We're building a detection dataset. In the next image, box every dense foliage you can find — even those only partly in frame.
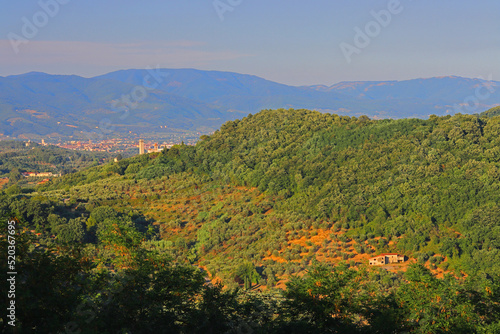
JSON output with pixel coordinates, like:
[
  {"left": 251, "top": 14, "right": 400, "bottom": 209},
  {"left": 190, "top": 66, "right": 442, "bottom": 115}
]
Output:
[
  {"left": 3, "top": 107, "right": 500, "bottom": 332},
  {"left": 114, "top": 108, "right": 500, "bottom": 277},
  {"left": 1, "top": 216, "right": 499, "bottom": 333}
]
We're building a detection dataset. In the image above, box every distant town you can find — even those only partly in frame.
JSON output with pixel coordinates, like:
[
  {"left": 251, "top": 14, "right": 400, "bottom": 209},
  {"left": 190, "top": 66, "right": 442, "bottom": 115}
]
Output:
[{"left": 33, "top": 137, "right": 198, "bottom": 156}]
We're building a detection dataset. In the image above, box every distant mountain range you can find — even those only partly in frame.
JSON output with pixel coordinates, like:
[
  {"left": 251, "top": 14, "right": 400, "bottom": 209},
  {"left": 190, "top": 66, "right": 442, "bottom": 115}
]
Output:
[{"left": 1, "top": 69, "right": 499, "bottom": 140}]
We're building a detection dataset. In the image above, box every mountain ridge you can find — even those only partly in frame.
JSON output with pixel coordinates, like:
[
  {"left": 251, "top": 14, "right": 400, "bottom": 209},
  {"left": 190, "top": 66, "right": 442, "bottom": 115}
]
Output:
[{"left": 1, "top": 69, "right": 499, "bottom": 140}]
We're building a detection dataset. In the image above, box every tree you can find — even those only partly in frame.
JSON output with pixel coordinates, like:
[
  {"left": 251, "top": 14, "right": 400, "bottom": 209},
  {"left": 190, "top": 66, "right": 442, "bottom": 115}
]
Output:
[
  {"left": 0, "top": 217, "right": 89, "bottom": 333},
  {"left": 396, "top": 264, "right": 480, "bottom": 334},
  {"left": 5, "top": 184, "right": 22, "bottom": 195},
  {"left": 87, "top": 206, "right": 119, "bottom": 228},
  {"left": 235, "top": 262, "right": 260, "bottom": 290},
  {"left": 54, "top": 217, "right": 86, "bottom": 244},
  {"left": 7, "top": 168, "right": 22, "bottom": 184}
]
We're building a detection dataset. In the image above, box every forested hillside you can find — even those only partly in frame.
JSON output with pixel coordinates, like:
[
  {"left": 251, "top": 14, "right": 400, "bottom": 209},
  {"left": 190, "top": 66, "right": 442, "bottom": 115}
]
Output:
[
  {"left": 186, "top": 108, "right": 500, "bottom": 276},
  {"left": 2, "top": 108, "right": 500, "bottom": 332}
]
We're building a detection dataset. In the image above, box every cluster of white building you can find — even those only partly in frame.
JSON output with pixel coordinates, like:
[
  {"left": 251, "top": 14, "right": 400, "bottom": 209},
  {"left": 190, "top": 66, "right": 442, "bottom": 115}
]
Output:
[{"left": 22, "top": 171, "right": 61, "bottom": 178}]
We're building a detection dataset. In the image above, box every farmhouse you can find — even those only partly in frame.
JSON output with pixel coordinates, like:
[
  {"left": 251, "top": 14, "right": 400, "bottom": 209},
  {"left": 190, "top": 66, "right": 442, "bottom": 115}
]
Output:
[{"left": 369, "top": 253, "right": 405, "bottom": 266}]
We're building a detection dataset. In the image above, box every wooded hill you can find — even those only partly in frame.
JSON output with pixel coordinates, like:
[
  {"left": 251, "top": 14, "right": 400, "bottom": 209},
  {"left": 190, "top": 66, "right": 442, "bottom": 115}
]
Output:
[
  {"left": 2, "top": 108, "right": 500, "bottom": 332},
  {"left": 29, "top": 107, "right": 500, "bottom": 278}
]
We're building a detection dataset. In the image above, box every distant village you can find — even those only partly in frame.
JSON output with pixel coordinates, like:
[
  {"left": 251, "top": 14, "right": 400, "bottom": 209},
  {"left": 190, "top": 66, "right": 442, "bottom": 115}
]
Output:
[
  {"left": 20, "top": 137, "right": 196, "bottom": 156},
  {"left": 53, "top": 138, "right": 179, "bottom": 154},
  {"left": 15, "top": 138, "right": 179, "bottom": 183}
]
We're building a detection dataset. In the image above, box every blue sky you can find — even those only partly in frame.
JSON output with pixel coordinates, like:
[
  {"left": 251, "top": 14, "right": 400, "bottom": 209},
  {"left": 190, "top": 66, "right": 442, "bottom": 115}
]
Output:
[{"left": 1, "top": 0, "right": 499, "bottom": 85}]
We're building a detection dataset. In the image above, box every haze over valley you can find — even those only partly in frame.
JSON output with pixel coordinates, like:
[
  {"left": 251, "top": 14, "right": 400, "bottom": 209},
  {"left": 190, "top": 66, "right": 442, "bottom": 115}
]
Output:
[{"left": 1, "top": 69, "right": 499, "bottom": 141}]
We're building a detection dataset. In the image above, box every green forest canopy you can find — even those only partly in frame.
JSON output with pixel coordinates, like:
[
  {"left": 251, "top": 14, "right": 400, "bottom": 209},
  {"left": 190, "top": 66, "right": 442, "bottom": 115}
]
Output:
[{"left": 3, "top": 107, "right": 500, "bottom": 332}]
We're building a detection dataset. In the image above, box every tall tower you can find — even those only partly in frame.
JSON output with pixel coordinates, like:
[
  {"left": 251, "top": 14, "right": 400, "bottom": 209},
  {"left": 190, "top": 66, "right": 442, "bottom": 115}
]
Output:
[
  {"left": 154, "top": 143, "right": 158, "bottom": 152},
  {"left": 139, "top": 139, "right": 145, "bottom": 155}
]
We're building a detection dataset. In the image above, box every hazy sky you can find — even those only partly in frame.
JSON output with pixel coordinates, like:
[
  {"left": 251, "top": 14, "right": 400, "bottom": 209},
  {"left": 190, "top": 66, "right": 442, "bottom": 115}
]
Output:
[{"left": 1, "top": 0, "right": 499, "bottom": 85}]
